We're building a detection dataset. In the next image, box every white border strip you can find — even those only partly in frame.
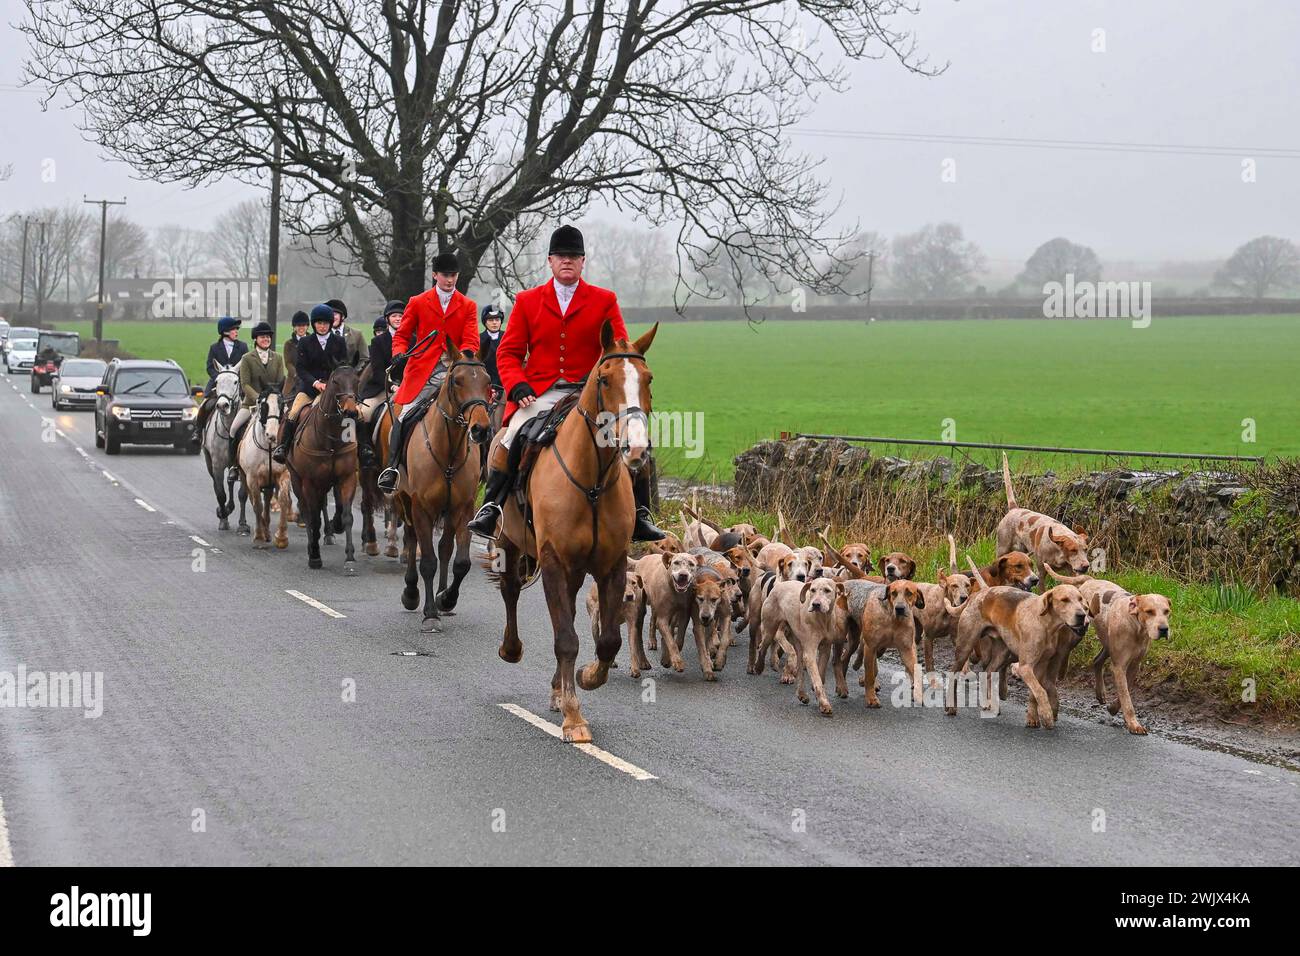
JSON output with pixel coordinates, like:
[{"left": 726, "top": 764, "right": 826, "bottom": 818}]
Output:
[
  {"left": 497, "top": 703, "right": 657, "bottom": 781},
  {"left": 285, "top": 590, "right": 346, "bottom": 619},
  {"left": 0, "top": 794, "right": 13, "bottom": 866},
  {"left": 134, "top": 498, "right": 156, "bottom": 513}
]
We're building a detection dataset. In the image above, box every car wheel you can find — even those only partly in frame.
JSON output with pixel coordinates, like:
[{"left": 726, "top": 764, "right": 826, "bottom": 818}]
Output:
[
  {"left": 31, "top": 378, "right": 39, "bottom": 394},
  {"left": 105, "top": 432, "right": 121, "bottom": 455},
  {"left": 51, "top": 393, "right": 60, "bottom": 410},
  {"left": 95, "top": 417, "right": 106, "bottom": 448}
]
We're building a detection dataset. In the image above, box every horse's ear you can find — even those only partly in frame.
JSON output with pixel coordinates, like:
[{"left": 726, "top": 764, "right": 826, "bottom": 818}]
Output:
[
  {"left": 632, "top": 322, "right": 659, "bottom": 356},
  {"left": 445, "top": 337, "right": 462, "bottom": 362},
  {"left": 600, "top": 318, "right": 615, "bottom": 353}
]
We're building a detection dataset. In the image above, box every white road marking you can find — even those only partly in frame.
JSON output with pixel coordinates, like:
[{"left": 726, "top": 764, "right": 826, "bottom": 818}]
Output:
[
  {"left": 101, "top": 470, "right": 117, "bottom": 482},
  {"left": 134, "top": 498, "right": 156, "bottom": 513},
  {"left": 285, "top": 590, "right": 346, "bottom": 619},
  {"left": 497, "top": 703, "right": 657, "bottom": 781},
  {"left": 189, "top": 535, "right": 211, "bottom": 547},
  {"left": 0, "top": 794, "right": 13, "bottom": 866}
]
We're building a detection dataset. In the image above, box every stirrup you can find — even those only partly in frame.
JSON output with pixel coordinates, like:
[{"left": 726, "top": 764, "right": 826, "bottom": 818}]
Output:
[
  {"left": 271, "top": 444, "right": 289, "bottom": 464},
  {"left": 377, "top": 466, "right": 400, "bottom": 494}
]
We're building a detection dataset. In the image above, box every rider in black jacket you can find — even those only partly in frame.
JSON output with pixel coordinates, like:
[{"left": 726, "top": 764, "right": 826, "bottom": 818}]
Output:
[
  {"left": 272, "top": 305, "right": 348, "bottom": 463},
  {"left": 194, "top": 316, "right": 248, "bottom": 445}
]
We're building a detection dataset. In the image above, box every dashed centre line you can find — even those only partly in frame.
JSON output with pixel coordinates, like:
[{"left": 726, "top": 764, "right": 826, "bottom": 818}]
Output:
[
  {"left": 497, "top": 703, "right": 658, "bottom": 781},
  {"left": 285, "top": 590, "right": 346, "bottom": 619}
]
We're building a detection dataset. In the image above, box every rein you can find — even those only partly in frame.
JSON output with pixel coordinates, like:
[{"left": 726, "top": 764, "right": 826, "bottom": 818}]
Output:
[{"left": 419, "top": 358, "right": 489, "bottom": 511}]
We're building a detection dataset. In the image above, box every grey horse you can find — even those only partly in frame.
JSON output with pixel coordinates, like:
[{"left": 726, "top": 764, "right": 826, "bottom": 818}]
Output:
[{"left": 202, "top": 367, "right": 248, "bottom": 532}]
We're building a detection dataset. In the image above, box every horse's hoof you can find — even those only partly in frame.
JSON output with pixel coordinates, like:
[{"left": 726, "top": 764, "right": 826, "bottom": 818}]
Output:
[
  {"left": 420, "top": 615, "right": 441, "bottom": 633},
  {"left": 384, "top": 546, "right": 399, "bottom": 559},
  {"left": 436, "top": 591, "right": 458, "bottom": 613},
  {"left": 344, "top": 562, "right": 357, "bottom": 576},
  {"left": 562, "top": 721, "right": 592, "bottom": 744},
  {"left": 400, "top": 587, "right": 420, "bottom": 611},
  {"left": 364, "top": 542, "right": 379, "bottom": 557},
  {"left": 308, "top": 557, "right": 323, "bottom": 570},
  {"left": 274, "top": 538, "right": 288, "bottom": 550},
  {"left": 238, "top": 526, "right": 250, "bottom": 536},
  {"left": 703, "top": 671, "right": 717, "bottom": 682},
  {"left": 498, "top": 642, "right": 523, "bottom": 664},
  {"left": 253, "top": 540, "right": 267, "bottom": 550},
  {"left": 218, "top": 521, "right": 229, "bottom": 531},
  {"left": 577, "top": 662, "right": 609, "bottom": 691},
  {"left": 324, "top": 536, "right": 335, "bottom": 546}
]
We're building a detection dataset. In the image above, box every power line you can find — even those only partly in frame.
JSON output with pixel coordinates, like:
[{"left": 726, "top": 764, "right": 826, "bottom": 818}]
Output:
[{"left": 793, "top": 127, "right": 1300, "bottom": 159}]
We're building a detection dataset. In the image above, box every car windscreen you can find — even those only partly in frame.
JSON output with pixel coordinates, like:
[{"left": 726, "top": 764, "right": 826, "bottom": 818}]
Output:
[
  {"left": 60, "top": 360, "right": 106, "bottom": 377},
  {"left": 38, "top": 333, "right": 81, "bottom": 356},
  {"left": 11, "top": 339, "right": 37, "bottom": 351},
  {"left": 115, "top": 370, "right": 190, "bottom": 397}
]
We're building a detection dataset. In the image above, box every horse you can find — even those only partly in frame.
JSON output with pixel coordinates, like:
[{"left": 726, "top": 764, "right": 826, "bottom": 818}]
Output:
[
  {"left": 237, "top": 389, "right": 292, "bottom": 550},
  {"left": 395, "top": 339, "right": 493, "bottom": 632},
  {"left": 286, "top": 364, "right": 362, "bottom": 572},
  {"left": 358, "top": 381, "right": 398, "bottom": 559},
  {"left": 201, "top": 367, "right": 246, "bottom": 532},
  {"left": 491, "top": 321, "right": 658, "bottom": 743}
]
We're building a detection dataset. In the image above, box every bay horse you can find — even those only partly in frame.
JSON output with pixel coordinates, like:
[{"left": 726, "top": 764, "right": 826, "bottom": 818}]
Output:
[
  {"left": 201, "top": 367, "right": 244, "bottom": 532},
  {"left": 492, "top": 321, "right": 658, "bottom": 743},
  {"left": 395, "top": 338, "right": 493, "bottom": 631},
  {"left": 287, "top": 364, "right": 362, "bottom": 572},
  {"left": 236, "top": 389, "right": 291, "bottom": 550}
]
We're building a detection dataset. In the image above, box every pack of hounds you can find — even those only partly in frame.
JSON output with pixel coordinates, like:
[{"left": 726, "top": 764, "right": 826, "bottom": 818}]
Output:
[{"left": 589, "top": 454, "right": 1172, "bottom": 735}]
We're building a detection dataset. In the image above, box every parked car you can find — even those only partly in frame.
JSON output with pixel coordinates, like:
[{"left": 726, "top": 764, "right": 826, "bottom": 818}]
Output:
[
  {"left": 5, "top": 337, "right": 38, "bottom": 374},
  {"left": 31, "top": 330, "right": 83, "bottom": 393},
  {"left": 0, "top": 319, "right": 10, "bottom": 349},
  {"left": 3, "top": 326, "right": 37, "bottom": 362},
  {"left": 51, "top": 358, "right": 108, "bottom": 411},
  {"left": 94, "top": 358, "right": 202, "bottom": 455}
]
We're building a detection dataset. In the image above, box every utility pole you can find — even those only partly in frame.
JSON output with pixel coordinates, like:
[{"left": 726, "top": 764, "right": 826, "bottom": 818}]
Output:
[
  {"left": 266, "top": 93, "right": 282, "bottom": 345},
  {"left": 18, "top": 216, "right": 31, "bottom": 317},
  {"left": 35, "top": 220, "right": 47, "bottom": 327},
  {"left": 84, "top": 196, "right": 127, "bottom": 343}
]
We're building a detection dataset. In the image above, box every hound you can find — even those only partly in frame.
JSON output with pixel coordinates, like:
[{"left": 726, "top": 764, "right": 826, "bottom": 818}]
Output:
[
  {"left": 754, "top": 578, "right": 848, "bottom": 714},
  {"left": 996, "top": 452, "right": 1091, "bottom": 585},
  {"left": 948, "top": 558, "right": 1090, "bottom": 728}
]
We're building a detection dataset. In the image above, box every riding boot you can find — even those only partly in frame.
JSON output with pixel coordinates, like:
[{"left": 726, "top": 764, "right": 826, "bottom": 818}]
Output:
[
  {"left": 631, "top": 467, "right": 668, "bottom": 542},
  {"left": 467, "top": 466, "right": 511, "bottom": 537},
  {"left": 376, "top": 416, "right": 404, "bottom": 494},
  {"left": 192, "top": 396, "right": 214, "bottom": 448},
  {"left": 272, "top": 416, "right": 296, "bottom": 464},
  {"left": 354, "top": 417, "right": 376, "bottom": 468},
  {"left": 226, "top": 431, "right": 241, "bottom": 482}
]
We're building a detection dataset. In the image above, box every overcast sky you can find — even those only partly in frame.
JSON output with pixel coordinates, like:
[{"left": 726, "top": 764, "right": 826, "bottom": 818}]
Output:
[{"left": 1, "top": 0, "right": 1295, "bottom": 267}]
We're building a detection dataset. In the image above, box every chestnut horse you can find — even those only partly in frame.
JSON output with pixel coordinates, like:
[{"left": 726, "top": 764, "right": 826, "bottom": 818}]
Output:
[
  {"left": 493, "top": 321, "right": 658, "bottom": 743},
  {"left": 395, "top": 339, "right": 493, "bottom": 631},
  {"left": 287, "top": 364, "right": 361, "bottom": 572}
]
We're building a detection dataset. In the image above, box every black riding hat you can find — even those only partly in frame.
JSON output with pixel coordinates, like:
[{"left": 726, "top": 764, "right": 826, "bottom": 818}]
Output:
[
  {"left": 383, "top": 299, "right": 406, "bottom": 318},
  {"left": 291, "top": 310, "right": 309, "bottom": 328},
  {"left": 372, "top": 316, "right": 388, "bottom": 332},
  {"left": 325, "top": 298, "right": 347, "bottom": 318},
  {"left": 481, "top": 304, "right": 504, "bottom": 326},
  {"left": 251, "top": 321, "right": 274, "bottom": 338},
  {"left": 432, "top": 251, "right": 460, "bottom": 274},
  {"left": 548, "top": 224, "right": 584, "bottom": 256}
]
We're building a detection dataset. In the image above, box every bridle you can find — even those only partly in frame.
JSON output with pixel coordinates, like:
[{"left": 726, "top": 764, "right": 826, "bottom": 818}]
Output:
[
  {"left": 548, "top": 351, "right": 651, "bottom": 567},
  {"left": 211, "top": 369, "right": 241, "bottom": 441},
  {"left": 420, "top": 357, "right": 490, "bottom": 507}
]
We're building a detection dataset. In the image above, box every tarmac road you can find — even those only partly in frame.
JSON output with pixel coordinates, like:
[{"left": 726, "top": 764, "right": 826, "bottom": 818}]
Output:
[{"left": 1, "top": 371, "right": 1297, "bottom": 865}]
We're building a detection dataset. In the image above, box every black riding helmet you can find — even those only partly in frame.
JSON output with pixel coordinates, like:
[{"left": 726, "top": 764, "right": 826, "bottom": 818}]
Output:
[{"left": 481, "top": 304, "right": 504, "bottom": 327}]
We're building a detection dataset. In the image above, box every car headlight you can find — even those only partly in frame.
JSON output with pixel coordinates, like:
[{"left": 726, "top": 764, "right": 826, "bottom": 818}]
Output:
[
  {"left": 182, "top": 406, "right": 199, "bottom": 421},
  {"left": 60, "top": 384, "right": 72, "bottom": 393},
  {"left": 110, "top": 406, "right": 131, "bottom": 420}
]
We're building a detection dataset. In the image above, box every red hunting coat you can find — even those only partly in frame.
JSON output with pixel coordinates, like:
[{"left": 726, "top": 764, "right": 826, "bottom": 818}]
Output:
[
  {"left": 496, "top": 279, "right": 627, "bottom": 425},
  {"left": 392, "top": 287, "right": 480, "bottom": 405}
]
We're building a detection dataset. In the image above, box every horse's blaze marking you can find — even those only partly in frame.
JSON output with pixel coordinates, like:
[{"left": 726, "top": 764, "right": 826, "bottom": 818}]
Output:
[
  {"left": 621, "top": 360, "right": 648, "bottom": 451},
  {"left": 497, "top": 703, "right": 658, "bottom": 781},
  {"left": 285, "top": 589, "right": 346, "bottom": 619}
]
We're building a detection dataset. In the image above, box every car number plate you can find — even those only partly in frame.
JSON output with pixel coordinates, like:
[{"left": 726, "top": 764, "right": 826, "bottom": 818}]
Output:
[{"left": 141, "top": 420, "right": 170, "bottom": 429}]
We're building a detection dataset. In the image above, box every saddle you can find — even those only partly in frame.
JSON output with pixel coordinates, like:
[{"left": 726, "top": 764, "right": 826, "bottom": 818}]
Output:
[{"left": 512, "top": 390, "right": 583, "bottom": 503}]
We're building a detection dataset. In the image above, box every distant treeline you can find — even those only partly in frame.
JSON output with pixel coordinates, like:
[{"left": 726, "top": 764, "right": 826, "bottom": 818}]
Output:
[{"left": 623, "top": 297, "right": 1300, "bottom": 323}]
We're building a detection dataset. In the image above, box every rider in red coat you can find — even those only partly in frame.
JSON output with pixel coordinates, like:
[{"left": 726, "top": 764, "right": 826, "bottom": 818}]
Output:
[
  {"left": 376, "top": 251, "right": 480, "bottom": 494},
  {"left": 467, "top": 225, "right": 666, "bottom": 541}
]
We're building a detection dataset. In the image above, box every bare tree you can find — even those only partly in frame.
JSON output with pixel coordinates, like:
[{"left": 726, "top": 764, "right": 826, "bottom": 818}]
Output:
[
  {"left": 890, "top": 222, "right": 985, "bottom": 299},
  {"left": 0, "top": 205, "right": 95, "bottom": 306},
  {"left": 1214, "top": 236, "right": 1300, "bottom": 299},
  {"left": 1018, "top": 237, "right": 1102, "bottom": 289},
  {"left": 628, "top": 227, "right": 672, "bottom": 306},
  {"left": 94, "top": 213, "right": 152, "bottom": 280},
  {"left": 209, "top": 199, "right": 269, "bottom": 279},
  {"left": 23, "top": 0, "right": 936, "bottom": 304},
  {"left": 154, "top": 224, "right": 211, "bottom": 275}
]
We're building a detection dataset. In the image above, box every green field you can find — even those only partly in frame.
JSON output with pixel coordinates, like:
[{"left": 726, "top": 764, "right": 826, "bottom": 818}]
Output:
[{"left": 67, "top": 315, "right": 1300, "bottom": 477}]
